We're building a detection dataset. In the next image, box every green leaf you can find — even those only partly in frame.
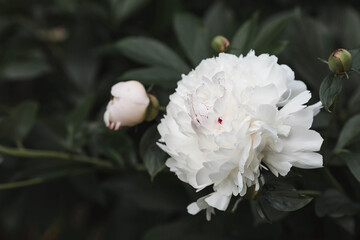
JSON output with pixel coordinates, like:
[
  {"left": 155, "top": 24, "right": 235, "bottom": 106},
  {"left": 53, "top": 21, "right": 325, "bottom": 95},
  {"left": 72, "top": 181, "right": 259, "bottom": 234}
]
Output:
[
  {"left": 109, "top": 0, "right": 150, "bottom": 23},
  {"left": 139, "top": 126, "right": 167, "bottom": 179},
  {"left": 253, "top": 13, "right": 292, "bottom": 54},
  {"left": 253, "top": 198, "right": 288, "bottom": 224},
  {"left": 319, "top": 74, "right": 343, "bottom": 112},
  {"left": 342, "top": 9, "right": 360, "bottom": 49},
  {"left": 120, "top": 66, "right": 181, "bottom": 89},
  {"left": 230, "top": 12, "right": 259, "bottom": 56},
  {"left": 265, "top": 40, "right": 289, "bottom": 55},
  {"left": 0, "top": 101, "right": 39, "bottom": 143},
  {"left": 334, "top": 217, "right": 356, "bottom": 235},
  {"left": 204, "top": 1, "right": 234, "bottom": 38},
  {"left": 315, "top": 189, "right": 360, "bottom": 218},
  {"left": 65, "top": 54, "right": 99, "bottom": 92},
  {"left": 338, "top": 152, "right": 360, "bottom": 182},
  {"left": 259, "top": 181, "right": 313, "bottom": 212},
  {"left": 1, "top": 60, "right": 51, "bottom": 81},
  {"left": 101, "top": 37, "right": 189, "bottom": 73},
  {"left": 66, "top": 94, "right": 96, "bottom": 137},
  {"left": 281, "top": 16, "right": 332, "bottom": 90},
  {"left": 173, "top": 13, "right": 211, "bottom": 66},
  {"left": 335, "top": 114, "right": 360, "bottom": 150},
  {"left": 99, "top": 146, "right": 125, "bottom": 168},
  {"left": 349, "top": 48, "right": 360, "bottom": 72}
]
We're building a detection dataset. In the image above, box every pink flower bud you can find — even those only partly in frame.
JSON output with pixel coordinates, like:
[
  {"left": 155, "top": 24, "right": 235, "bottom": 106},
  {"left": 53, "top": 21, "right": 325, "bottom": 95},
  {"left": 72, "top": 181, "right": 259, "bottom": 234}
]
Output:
[{"left": 104, "top": 81, "right": 150, "bottom": 130}]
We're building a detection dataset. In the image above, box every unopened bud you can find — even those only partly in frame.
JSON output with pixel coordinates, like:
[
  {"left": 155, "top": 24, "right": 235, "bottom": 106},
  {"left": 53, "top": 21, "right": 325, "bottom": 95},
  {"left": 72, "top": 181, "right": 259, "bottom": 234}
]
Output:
[
  {"left": 104, "top": 80, "right": 150, "bottom": 130},
  {"left": 211, "top": 35, "right": 230, "bottom": 53},
  {"left": 145, "top": 94, "right": 159, "bottom": 121},
  {"left": 328, "top": 49, "right": 352, "bottom": 74}
]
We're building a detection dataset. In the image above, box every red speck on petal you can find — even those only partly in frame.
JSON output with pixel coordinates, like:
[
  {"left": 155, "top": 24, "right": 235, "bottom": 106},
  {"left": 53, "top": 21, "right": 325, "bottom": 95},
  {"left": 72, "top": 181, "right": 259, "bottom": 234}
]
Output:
[{"left": 218, "top": 117, "right": 223, "bottom": 124}]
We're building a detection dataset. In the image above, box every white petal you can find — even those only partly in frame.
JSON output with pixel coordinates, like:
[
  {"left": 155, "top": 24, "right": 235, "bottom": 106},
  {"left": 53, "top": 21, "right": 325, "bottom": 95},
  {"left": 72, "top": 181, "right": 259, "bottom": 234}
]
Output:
[
  {"left": 187, "top": 202, "right": 201, "bottom": 215},
  {"left": 282, "top": 127, "right": 323, "bottom": 152},
  {"left": 204, "top": 192, "right": 231, "bottom": 211},
  {"left": 308, "top": 101, "right": 322, "bottom": 116},
  {"left": 280, "top": 91, "right": 311, "bottom": 116},
  {"left": 263, "top": 152, "right": 293, "bottom": 177},
  {"left": 292, "top": 152, "right": 323, "bottom": 169}
]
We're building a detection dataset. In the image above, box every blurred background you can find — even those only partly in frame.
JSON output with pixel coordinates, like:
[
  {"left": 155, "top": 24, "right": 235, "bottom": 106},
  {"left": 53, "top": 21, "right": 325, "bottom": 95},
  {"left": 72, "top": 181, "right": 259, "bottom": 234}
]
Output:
[{"left": 0, "top": 0, "right": 360, "bottom": 239}]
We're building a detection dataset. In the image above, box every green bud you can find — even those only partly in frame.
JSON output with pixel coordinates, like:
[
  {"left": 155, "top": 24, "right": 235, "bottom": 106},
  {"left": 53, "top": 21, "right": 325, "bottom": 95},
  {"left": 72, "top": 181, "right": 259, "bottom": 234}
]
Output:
[
  {"left": 211, "top": 35, "right": 230, "bottom": 53},
  {"left": 328, "top": 48, "right": 352, "bottom": 73},
  {"left": 145, "top": 94, "right": 159, "bottom": 121}
]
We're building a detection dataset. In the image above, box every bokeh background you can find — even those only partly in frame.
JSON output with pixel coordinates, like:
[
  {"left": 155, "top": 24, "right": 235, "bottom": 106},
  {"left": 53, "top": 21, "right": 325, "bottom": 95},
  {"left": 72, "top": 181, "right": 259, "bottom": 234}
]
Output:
[{"left": 0, "top": 0, "right": 360, "bottom": 239}]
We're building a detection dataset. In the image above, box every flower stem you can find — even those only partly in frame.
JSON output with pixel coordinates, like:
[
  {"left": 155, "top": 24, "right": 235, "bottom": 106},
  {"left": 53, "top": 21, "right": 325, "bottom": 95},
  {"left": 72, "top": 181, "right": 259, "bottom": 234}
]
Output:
[
  {"left": 0, "top": 168, "right": 94, "bottom": 190},
  {"left": 321, "top": 95, "right": 339, "bottom": 166},
  {"left": 298, "top": 190, "right": 322, "bottom": 197},
  {"left": 0, "top": 145, "right": 114, "bottom": 169},
  {"left": 322, "top": 167, "right": 345, "bottom": 193},
  {"left": 317, "top": 57, "right": 328, "bottom": 65}
]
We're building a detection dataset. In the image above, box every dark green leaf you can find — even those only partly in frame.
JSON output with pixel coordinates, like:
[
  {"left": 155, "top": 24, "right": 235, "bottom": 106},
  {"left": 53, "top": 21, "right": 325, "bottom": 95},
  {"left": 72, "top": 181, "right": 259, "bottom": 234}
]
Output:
[
  {"left": 66, "top": 94, "right": 96, "bottom": 136},
  {"left": 101, "top": 37, "right": 189, "bottom": 73},
  {"left": 139, "top": 126, "right": 167, "bottom": 179},
  {"left": 259, "top": 181, "right": 313, "bottom": 212},
  {"left": 204, "top": 2, "right": 234, "bottom": 38},
  {"left": 342, "top": 9, "right": 360, "bottom": 49},
  {"left": 264, "top": 40, "right": 289, "bottom": 55},
  {"left": 65, "top": 54, "right": 99, "bottom": 92},
  {"left": 348, "top": 85, "right": 360, "bottom": 114},
  {"left": 253, "top": 13, "right": 292, "bottom": 54},
  {"left": 253, "top": 198, "right": 288, "bottom": 224},
  {"left": 109, "top": 0, "right": 150, "bottom": 23},
  {"left": 319, "top": 74, "right": 343, "bottom": 112},
  {"left": 281, "top": 16, "right": 332, "bottom": 90},
  {"left": 230, "top": 12, "right": 259, "bottom": 56},
  {"left": 349, "top": 48, "right": 360, "bottom": 72},
  {"left": 120, "top": 66, "right": 181, "bottom": 89},
  {"left": 174, "top": 13, "right": 211, "bottom": 66},
  {"left": 338, "top": 152, "right": 360, "bottom": 182},
  {"left": 0, "top": 101, "right": 38, "bottom": 143},
  {"left": 1, "top": 60, "right": 51, "bottom": 81},
  {"left": 99, "top": 146, "right": 125, "bottom": 167},
  {"left": 333, "top": 217, "right": 356, "bottom": 235},
  {"left": 335, "top": 114, "right": 360, "bottom": 150},
  {"left": 315, "top": 189, "right": 360, "bottom": 218}
]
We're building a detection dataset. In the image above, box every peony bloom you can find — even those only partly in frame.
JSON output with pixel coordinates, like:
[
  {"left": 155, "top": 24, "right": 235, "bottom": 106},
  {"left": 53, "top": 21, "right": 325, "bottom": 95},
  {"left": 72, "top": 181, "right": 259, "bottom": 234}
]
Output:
[
  {"left": 157, "top": 51, "right": 323, "bottom": 220},
  {"left": 104, "top": 80, "right": 150, "bottom": 129}
]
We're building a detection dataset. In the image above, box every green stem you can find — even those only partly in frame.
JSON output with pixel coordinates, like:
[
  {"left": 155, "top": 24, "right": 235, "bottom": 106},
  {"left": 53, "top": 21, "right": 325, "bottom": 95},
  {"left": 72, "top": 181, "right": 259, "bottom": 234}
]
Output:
[
  {"left": 322, "top": 167, "right": 345, "bottom": 193},
  {"left": 317, "top": 57, "right": 328, "bottom": 65},
  {"left": 298, "top": 190, "right": 322, "bottom": 197},
  {"left": 0, "top": 168, "right": 93, "bottom": 190},
  {"left": 321, "top": 95, "right": 339, "bottom": 166},
  {"left": 0, "top": 145, "right": 114, "bottom": 169}
]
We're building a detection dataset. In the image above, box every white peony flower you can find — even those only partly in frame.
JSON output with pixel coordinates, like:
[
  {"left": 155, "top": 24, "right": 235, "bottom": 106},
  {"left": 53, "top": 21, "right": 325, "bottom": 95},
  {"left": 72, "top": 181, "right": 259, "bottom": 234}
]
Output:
[
  {"left": 104, "top": 80, "right": 150, "bottom": 129},
  {"left": 157, "top": 51, "right": 323, "bottom": 220}
]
